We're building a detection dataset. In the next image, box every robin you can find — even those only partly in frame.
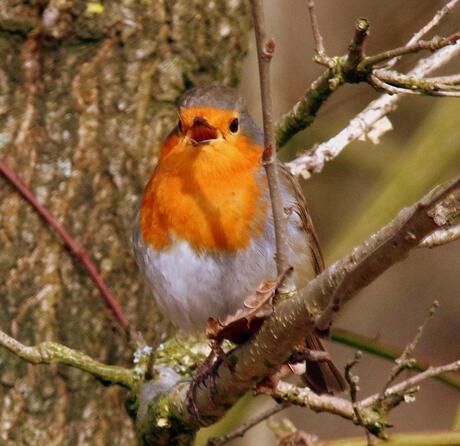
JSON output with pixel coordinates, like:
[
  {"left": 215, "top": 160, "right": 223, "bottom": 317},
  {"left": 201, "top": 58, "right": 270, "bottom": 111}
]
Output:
[{"left": 133, "top": 85, "right": 345, "bottom": 394}]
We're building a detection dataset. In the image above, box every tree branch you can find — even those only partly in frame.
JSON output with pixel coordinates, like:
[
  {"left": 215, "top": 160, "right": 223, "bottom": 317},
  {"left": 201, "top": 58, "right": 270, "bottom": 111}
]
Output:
[
  {"left": 307, "top": 0, "right": 326, "bottom": 57},
  {"left": 276, "top": 1, "right": 460, "bottom": 150},
  {"left": 274, "top": 359, "right": 460, "bottom": 437},
  {"left": 0, "top": 328, "right": 136, "bottom": 389},
  {"left": 370, "top": 70, "right": 460, "bottom": 97},
  {"left": 361, "top": 31, "right": 460, "bottom": 69},
  {"left": 287, "top": 41, "right": 460, "bottom": 178},
  {"left": 250, "top": 0, "right": 290, "bottom": 276}
]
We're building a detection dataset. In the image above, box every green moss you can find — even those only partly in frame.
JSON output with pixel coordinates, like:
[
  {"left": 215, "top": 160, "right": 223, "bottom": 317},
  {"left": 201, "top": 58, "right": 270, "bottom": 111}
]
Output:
[{"left": 137, "top": 394, "right": 196, "bottom": 446}]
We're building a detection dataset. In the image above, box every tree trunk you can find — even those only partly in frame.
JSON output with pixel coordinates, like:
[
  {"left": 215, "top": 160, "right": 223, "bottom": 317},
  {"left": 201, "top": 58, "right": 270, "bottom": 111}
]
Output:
[{"left": 0, "top": 1, "right": 251, "bottom": 444}]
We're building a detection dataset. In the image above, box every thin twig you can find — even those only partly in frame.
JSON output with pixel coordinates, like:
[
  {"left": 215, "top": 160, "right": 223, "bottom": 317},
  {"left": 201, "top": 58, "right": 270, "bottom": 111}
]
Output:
[
  {"left": 345, "top": 18, "right": 370, "bottom": 72},
  {"left": 307, "top": 0, "right": 326, "bottom": 56},
  {"left": 371, "top": 71, "right": 460, "bottom": 97},
  {"left": 386, "top": 0, "right": 460, "bottom": 70},
  {"left": 250, "top": 0, "right": 290, "bottom": 278},
  {"left": 344, "top": 352, "right": 375, "bottom": 445},
  {"left": 361, "top": 359, "right": 460, "bottom": 408},
  {"left": 376, "top": 301, "right": 439, "bottom": 406},
  {"left": 207, "top": 403, "right": 288, "bottom": 446},
  {"left": 287, "top": 42, "right": 460, "bottom": 178},
  {"left": 277, "top": 1, "right": 460, "bottom": 149},
  {"left": 0, "top": 161, "right": 129, "bottom": 329},
  {"left": 331, "top": 327, "right": 460, "bottom": 390},
  {"left": 425, "top": 73, "right": 460, "bottom": 84},
  {"left": 361, "top": 31, "right": 460, "bottom": 69}
]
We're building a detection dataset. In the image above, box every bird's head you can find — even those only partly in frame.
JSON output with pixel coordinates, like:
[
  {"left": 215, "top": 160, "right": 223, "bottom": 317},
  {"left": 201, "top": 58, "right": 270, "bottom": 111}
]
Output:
[{"left": 160, "top": 86, "right": 263, "bottom": 160}]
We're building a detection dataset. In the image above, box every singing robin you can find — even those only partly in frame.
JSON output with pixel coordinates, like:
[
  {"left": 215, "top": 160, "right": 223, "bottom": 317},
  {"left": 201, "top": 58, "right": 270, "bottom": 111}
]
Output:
[{"left": 133, "top": 85, "right": 345, "bottom": 394}]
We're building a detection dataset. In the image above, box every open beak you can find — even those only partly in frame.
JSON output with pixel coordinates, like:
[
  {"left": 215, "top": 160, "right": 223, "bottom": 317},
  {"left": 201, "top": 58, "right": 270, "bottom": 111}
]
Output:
[{"left": 189, "top": 117, "right": 219, "bottom": 146}]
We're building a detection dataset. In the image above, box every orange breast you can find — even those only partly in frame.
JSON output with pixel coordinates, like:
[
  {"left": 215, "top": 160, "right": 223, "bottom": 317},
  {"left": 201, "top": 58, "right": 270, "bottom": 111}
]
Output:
[{"left": 140, "top": 133, "right": 267, "bottom": 251}]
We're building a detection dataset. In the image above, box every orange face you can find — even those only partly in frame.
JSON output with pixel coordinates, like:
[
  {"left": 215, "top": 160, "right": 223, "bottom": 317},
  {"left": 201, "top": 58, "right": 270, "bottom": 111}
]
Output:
[{"left": 140, "top": 107, "right": 266, "bottom": 252}]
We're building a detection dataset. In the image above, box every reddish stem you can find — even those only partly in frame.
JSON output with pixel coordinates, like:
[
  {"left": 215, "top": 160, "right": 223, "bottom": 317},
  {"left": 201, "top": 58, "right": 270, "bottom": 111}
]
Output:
[{"left": 0, "top": 161, "right": 129, "bottom": 329}]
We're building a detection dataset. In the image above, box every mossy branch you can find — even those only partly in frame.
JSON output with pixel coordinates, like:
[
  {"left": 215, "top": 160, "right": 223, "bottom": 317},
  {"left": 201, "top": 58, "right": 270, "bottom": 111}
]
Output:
[{"left": 0, "top": 328, "right": 148, "bottom": 390}]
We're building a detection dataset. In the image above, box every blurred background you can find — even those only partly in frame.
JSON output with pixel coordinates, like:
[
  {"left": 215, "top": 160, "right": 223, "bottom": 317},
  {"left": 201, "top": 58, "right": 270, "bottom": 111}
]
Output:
[{"left": 199, "top": 0, "right": 460, "bottom": 444}]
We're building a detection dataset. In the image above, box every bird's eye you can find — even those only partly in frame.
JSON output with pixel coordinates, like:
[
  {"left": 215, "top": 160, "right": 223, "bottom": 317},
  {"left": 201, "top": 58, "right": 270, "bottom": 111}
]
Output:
[
  {"left": 177, "top": 120, "right": 183, "bottom": 132},
  {"left": 229, "top": 118, "right": 239, "bottom": 133}
]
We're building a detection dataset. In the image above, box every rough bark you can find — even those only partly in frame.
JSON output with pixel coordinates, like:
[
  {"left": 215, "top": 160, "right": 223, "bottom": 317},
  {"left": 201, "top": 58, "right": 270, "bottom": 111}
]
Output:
[{"left": 0, "top": 1, "right": 251, "bottom": 444}]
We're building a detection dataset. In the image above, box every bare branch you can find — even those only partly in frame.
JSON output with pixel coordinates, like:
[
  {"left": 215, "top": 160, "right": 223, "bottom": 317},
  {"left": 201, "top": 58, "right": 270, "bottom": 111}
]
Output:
[
  {"left": 371, "top": 70, "right": 460, "bottom": 97},
  {"left": 287, "top": 42, "right": 460, "bottom": 178},
  {"left": 386, "top": 0, "right": 460, "bottom": 70},
  {"left": 345, "top": 18, "right": 370, "bottom": 72},
  {"left": 377, "top": 301, "right": 439, "bottom": 405},
  {"left": 250, "top": 0, "right": 290, "bottom": 277},
  {"left": 314, "top": 177, "right": 459, "bottom": 331},
  {"left": 362, "top": 31, "right": 460, "bottom": 69},
  {"left": 277, "top": 1, "right": 460, "bottom": 150},
  {"left": 274, "top": 359, "right": 460, "bottom": 437}
]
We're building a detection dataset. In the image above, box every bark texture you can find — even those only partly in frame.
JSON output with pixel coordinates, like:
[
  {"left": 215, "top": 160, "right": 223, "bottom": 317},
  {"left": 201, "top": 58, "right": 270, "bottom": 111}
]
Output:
[{"left": 0, "top": 1, "right": 251, "bottom": 444}]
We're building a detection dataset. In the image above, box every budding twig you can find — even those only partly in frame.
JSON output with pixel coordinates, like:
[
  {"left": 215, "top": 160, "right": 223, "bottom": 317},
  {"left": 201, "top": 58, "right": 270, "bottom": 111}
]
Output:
[
  {"left": 307, "top": 0, "right": 326, "bottom": 58},
  {"left": 377, "top": 301, "right": 439, "bottom": 405},
  {"left": 250, "top": 0, "right": 290, "bottom": 277}
]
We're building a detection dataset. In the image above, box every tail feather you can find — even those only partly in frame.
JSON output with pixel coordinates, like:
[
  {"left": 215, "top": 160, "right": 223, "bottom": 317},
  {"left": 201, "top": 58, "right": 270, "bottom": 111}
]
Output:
[{"left": 301, "top": 335, "right": 347, "bottom": 394}]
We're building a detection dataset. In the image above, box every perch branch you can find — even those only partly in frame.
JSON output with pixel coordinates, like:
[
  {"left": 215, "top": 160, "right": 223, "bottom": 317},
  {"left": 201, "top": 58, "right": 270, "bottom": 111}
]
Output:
[
  {"left": 314, "top": 177, "right": 459, "bottom": 332},
  {"left": 250, "top": 0, "right": 290, "bottom": 275},
  {"left": 0, "top": 161, "right": 129, "bottom": 329}
]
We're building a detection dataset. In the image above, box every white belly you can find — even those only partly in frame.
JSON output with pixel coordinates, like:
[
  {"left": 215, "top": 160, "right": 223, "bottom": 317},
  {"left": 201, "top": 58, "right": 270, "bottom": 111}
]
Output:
[
  {"left": 133, "top": 209, "right": 312, "bottom": 332},
  {"left": 134, "top": 234, "right": 276, "bottom": 331}
]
